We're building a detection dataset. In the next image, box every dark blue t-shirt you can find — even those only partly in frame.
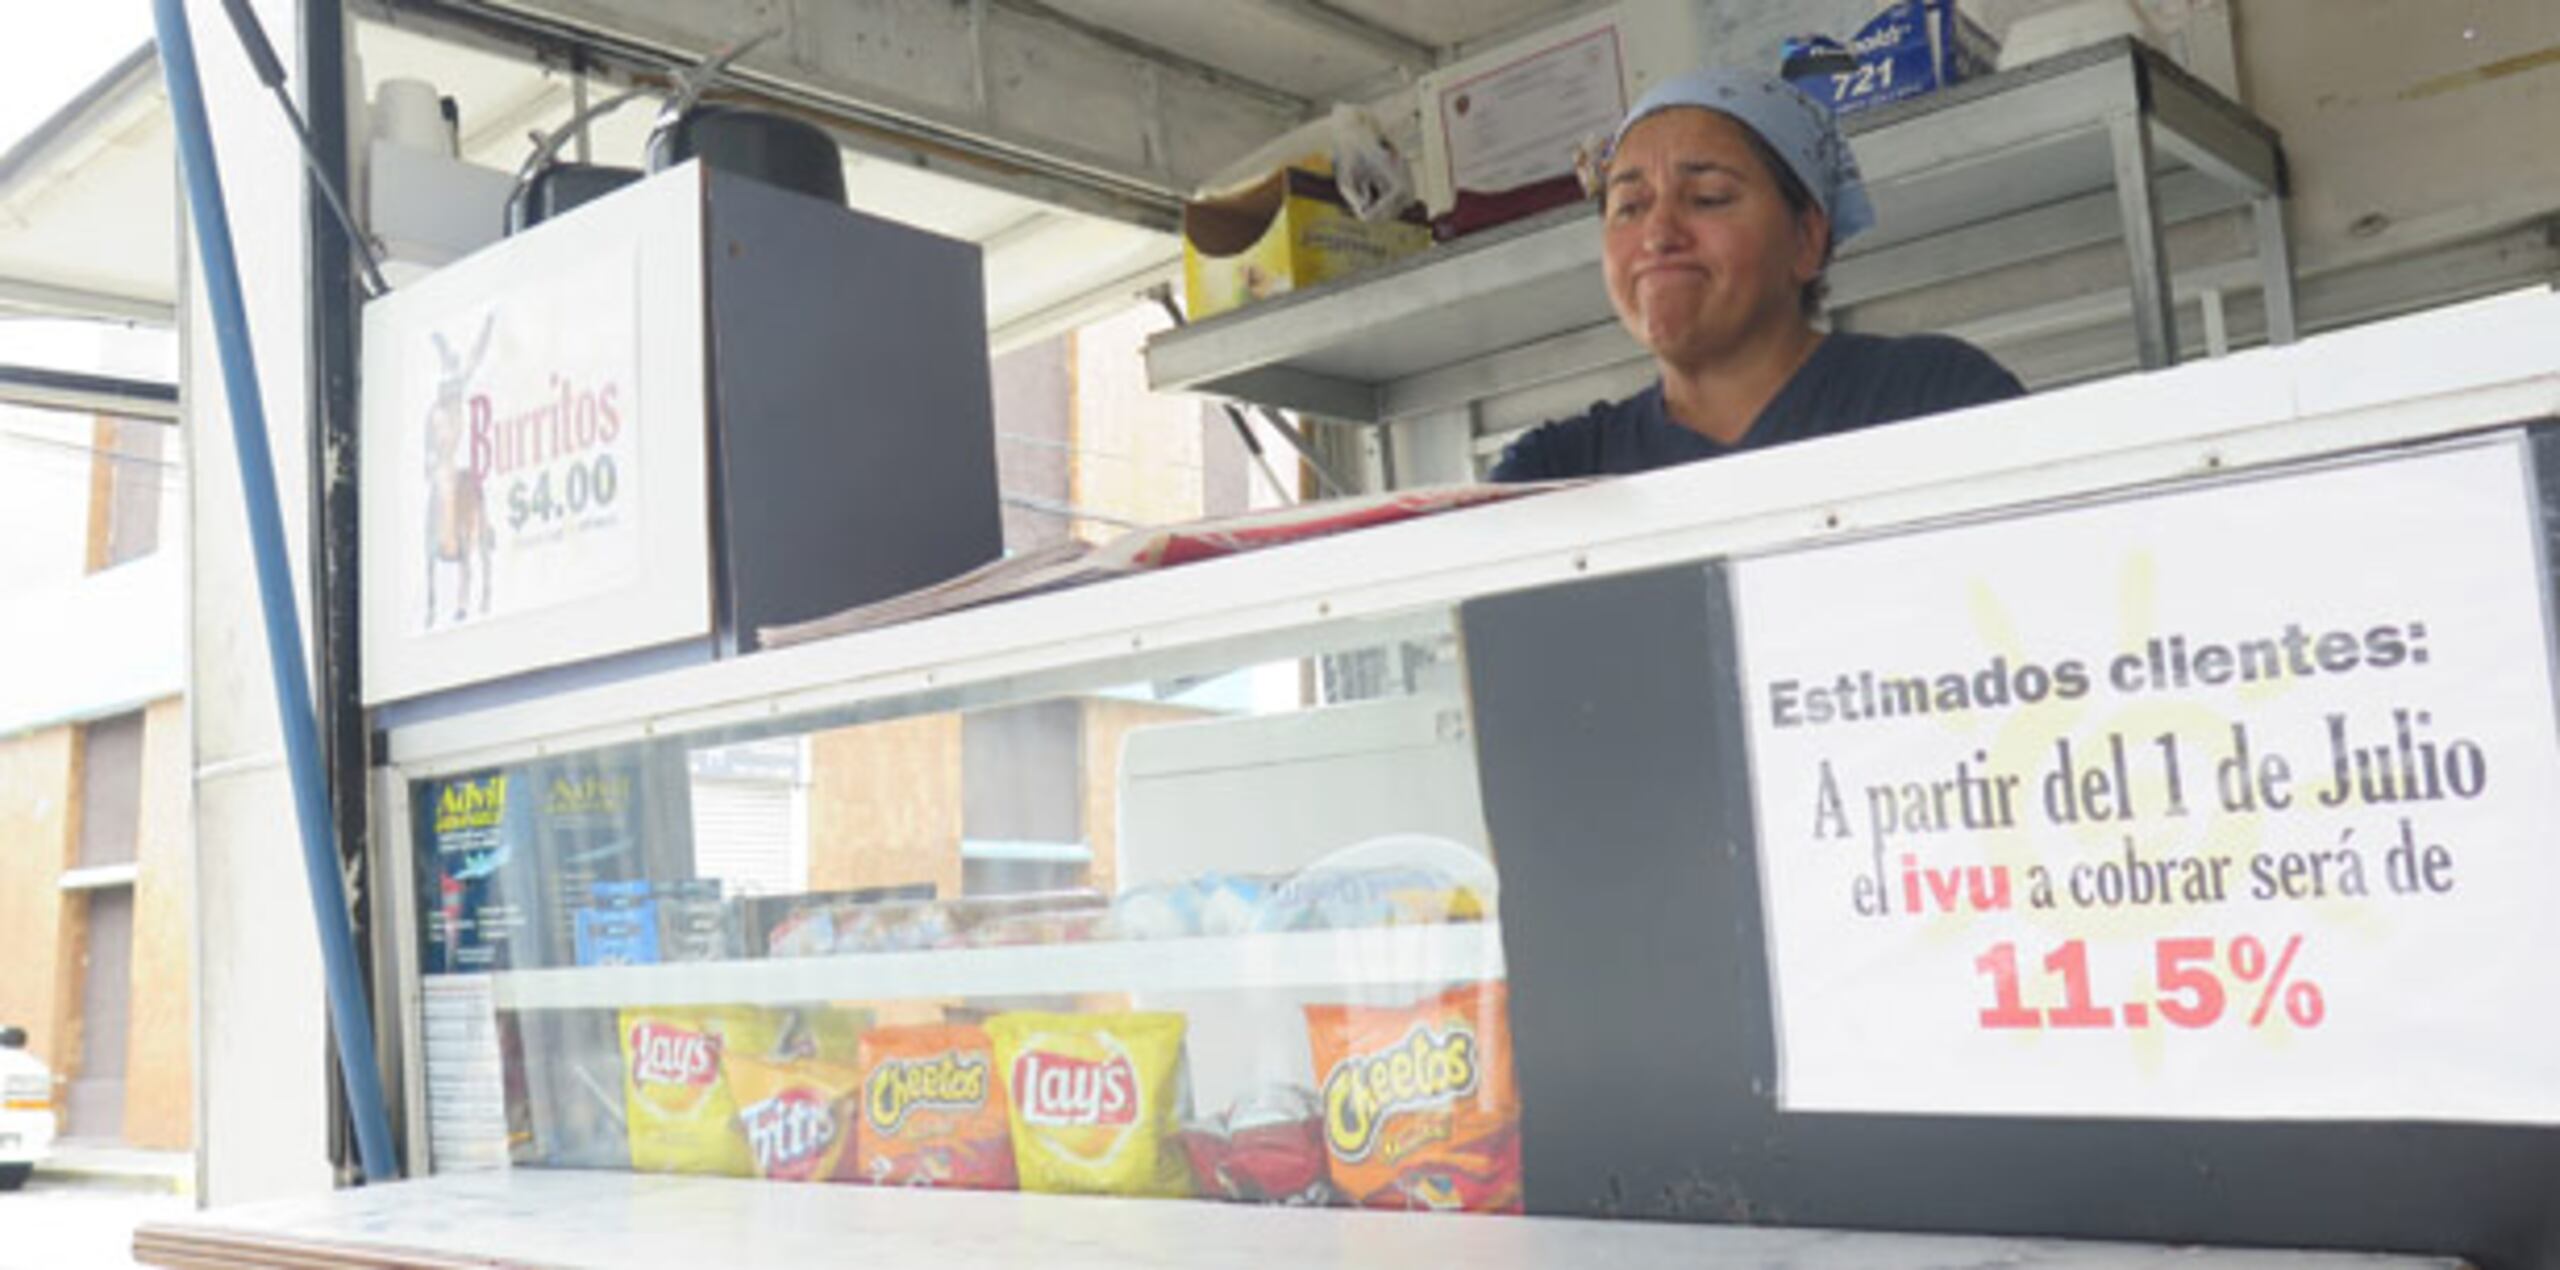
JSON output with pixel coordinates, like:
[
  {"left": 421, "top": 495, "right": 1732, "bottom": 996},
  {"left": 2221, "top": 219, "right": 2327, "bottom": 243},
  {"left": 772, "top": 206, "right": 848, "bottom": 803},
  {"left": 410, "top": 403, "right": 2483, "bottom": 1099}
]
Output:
[{"left": 1488, "top": 332, "right": 2024, "bottom": 481}]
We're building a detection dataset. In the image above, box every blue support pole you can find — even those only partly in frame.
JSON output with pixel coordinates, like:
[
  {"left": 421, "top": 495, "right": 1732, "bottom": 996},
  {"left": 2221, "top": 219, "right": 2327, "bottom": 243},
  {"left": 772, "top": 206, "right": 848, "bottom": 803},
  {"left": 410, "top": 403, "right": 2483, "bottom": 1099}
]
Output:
[{"left": 152, "top": 0, "right": 399, "bottom": 1183}]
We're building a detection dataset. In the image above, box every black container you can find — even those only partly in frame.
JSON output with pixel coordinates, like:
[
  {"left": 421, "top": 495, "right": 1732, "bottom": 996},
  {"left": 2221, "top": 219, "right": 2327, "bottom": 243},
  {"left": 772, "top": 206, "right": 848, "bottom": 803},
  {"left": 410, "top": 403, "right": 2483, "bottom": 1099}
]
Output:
[
  {"left": 645, "top": 104, "right": 844, "bottom": 207},
  {"left": 503, "top": 162, "right": 644, "bottom": 236}
]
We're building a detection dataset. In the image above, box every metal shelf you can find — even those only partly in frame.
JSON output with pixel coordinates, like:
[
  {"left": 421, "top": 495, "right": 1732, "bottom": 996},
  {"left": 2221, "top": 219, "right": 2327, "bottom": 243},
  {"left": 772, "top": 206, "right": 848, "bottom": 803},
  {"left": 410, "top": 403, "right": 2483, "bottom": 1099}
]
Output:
[
  {"left": 1145, "top": 38, "right": 2291, "bottom": 424},
  {"left": 483, "top": 923, "right": 1505, "bottom": 1009}
]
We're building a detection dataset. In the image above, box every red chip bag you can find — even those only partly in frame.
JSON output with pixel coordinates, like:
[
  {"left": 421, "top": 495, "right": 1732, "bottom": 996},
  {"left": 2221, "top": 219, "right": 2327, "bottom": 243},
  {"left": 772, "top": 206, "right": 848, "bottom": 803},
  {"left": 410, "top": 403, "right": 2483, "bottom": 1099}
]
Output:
[
  {"left": 1304, "top": 983, "right": 1522, "bottom": 1213},
  {"left": 1178, "top": 1086, "right": 1331, "bottom": 1205},
  {"left": 856, "top": 1023, "right": 1016, "bottom": 1189}
]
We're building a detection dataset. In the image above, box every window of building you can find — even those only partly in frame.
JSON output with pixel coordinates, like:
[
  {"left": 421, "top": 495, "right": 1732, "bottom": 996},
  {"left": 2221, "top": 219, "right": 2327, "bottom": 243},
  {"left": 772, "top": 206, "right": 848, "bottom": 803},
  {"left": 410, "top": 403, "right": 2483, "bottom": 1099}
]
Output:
[
  {"left": 91, "top": 416, "right": 166, "bottom": 570},
  {"left": 66, "top": 709, "right": 146, "bottom": 1139},
  {"left": 959, "top": 700, "right": 1087, "bottom": 895},
  {"left": 986, "top": 303, "right": 1265, "bottom": 558},
  {"left": 75, "top": 711, "right": 144, "bottom": 869}
]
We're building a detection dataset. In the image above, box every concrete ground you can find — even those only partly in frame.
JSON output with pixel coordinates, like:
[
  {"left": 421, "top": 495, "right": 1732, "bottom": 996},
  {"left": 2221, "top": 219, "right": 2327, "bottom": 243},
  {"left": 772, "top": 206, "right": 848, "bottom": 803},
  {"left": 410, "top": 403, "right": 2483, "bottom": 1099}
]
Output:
[
  {"left": 0, "top": 1144, "right": 193, "bottom": 1270},
  {"left": 0, "top": 1175, "right": 189, "bottom": 1270}
]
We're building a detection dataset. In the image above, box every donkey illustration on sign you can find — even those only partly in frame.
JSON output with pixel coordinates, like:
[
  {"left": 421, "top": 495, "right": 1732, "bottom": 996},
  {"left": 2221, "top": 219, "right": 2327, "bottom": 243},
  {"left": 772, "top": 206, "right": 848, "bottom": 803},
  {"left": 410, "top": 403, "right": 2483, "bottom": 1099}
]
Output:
[{"left": 424, "top": 314, "right": 496, "bottom": 627}]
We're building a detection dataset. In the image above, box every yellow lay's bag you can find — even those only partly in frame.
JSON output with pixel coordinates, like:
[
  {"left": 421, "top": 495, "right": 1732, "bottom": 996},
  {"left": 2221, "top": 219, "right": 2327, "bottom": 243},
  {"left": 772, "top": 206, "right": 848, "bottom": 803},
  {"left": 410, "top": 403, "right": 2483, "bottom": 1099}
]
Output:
[
  {"left": 619, "top": 1005, "right": 785, "bottom": 1176},
  {"left": 988, "top": 1011, "right": 1190, "bottom": 1197}
]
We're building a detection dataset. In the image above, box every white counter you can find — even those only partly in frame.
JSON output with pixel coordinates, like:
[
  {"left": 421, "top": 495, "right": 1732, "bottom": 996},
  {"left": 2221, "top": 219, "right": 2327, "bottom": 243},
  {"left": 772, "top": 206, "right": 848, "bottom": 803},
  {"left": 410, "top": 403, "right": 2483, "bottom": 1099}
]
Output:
[{"left": 134, "top": 1169, "right": 2468, "bottom": 1270}]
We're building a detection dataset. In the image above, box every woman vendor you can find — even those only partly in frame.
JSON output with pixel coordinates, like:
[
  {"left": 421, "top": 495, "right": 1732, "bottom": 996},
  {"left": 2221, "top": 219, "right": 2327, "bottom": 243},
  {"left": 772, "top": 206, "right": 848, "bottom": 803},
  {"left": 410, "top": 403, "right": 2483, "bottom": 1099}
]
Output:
[{"left": 1490, "top": 68, "right": 2024, "bottom": 481}]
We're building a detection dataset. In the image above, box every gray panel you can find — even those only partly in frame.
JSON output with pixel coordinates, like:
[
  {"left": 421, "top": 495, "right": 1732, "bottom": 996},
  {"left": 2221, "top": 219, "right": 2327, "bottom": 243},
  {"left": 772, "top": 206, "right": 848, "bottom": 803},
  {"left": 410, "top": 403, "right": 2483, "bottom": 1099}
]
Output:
[
  {"left": 961, "top": 700, "right": 1083, "bottom": 846},
  {"left": 1464, "top": 561, "right": 2560, "bottom": 1269},
  {"left": 70, "top": 887, "right": 133, "bottom": 1139},
  {"left": 702, "top": 169, "right": 1004, "bottom": 652},
  {"left": 104, "top": 417, "right": 164, "bottom": 568},
  {"left": 77, "top": 712, "right": 144, "bottom": 868}
]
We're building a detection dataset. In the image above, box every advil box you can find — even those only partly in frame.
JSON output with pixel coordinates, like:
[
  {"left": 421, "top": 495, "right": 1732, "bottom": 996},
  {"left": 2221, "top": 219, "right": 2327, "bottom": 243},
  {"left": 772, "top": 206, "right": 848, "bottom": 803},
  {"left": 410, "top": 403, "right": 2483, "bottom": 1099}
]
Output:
[
  {"left": 1181, "top": 168, "right": 1428, "bottom": 320},
  {"left": 1784, "top": 0, "right": 1999, "bottom": 115}
]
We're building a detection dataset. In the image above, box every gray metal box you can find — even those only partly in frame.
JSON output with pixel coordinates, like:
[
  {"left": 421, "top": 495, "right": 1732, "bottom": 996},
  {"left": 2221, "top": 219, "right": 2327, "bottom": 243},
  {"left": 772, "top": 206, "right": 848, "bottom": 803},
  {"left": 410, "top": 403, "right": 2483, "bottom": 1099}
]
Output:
[{"left": 699, "top": 166, "right": 1002, "bottom": 652}]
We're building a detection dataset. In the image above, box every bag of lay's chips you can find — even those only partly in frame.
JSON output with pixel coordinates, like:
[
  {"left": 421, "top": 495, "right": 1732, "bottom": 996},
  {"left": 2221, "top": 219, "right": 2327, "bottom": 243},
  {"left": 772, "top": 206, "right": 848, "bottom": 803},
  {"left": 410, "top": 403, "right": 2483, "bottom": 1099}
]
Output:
[
  {"left": 619, "top": 1005, "right": 784, "bottom": 1176},
  {"left": 857, "top": 1023, "right": 1017, "bottom": 1189},
  {"left": 1305, "top": 983, "right": 1522, "bottom": 1213},
  {"left": 723, "top": 1045, "right": 862, "bottom": 1183},
  {"left": 988, "top": 1011, "right": 1190, "bottom": 1197}
]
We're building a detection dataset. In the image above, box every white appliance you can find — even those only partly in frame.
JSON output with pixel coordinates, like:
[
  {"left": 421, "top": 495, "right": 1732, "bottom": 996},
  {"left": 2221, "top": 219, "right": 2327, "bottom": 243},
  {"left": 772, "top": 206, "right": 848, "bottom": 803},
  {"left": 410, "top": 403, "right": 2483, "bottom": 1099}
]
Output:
[{"left": 1115, "top": 690, "right": 1500, "bottom": 1113}]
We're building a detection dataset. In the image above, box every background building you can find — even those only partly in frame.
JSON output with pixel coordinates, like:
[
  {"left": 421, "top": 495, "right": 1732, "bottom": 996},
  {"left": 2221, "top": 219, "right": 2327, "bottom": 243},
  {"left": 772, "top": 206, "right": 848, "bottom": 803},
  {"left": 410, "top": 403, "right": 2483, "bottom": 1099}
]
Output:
[{"left": 0, "top": 320, "right": 192, "bottom": 1155}]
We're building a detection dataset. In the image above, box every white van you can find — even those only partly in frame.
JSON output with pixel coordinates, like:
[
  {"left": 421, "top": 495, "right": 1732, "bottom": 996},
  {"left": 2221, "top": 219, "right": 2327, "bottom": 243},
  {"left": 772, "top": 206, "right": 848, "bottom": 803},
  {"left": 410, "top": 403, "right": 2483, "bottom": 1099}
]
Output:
[{"left": 0, "top": 1025, "right": 54, "bottom": 1190}]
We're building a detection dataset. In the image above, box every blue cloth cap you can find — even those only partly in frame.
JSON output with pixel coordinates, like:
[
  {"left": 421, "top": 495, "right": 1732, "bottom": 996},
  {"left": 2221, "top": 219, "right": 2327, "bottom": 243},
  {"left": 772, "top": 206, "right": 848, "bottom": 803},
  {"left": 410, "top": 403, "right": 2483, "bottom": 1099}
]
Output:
[{"left": 1608, "top": 68, "right": 1876, "bottom": 245}]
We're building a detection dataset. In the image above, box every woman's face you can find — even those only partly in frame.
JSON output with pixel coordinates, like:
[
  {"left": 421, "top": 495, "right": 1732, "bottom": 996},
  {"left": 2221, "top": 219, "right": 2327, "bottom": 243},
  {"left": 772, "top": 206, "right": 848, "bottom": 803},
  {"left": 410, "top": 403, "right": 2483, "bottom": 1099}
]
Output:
[{"left": 1601, "top": 107, "right": 1827, "bottom": 368}]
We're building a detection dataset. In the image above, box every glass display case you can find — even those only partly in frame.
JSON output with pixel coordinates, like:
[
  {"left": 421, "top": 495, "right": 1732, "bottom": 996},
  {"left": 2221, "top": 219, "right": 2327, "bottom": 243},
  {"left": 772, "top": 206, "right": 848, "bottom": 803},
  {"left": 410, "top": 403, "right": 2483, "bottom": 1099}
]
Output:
[{"left": 395, "top": 604, "right": 1523, "bottom": 1212}]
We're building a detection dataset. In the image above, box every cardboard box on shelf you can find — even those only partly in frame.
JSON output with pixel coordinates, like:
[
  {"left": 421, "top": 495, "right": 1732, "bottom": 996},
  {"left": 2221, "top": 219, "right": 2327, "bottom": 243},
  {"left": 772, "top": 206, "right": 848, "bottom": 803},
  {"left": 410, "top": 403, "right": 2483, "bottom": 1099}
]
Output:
[
  {"left": 1181, "top": 168, "right": 1429, "bottom": 320},
  {"left": 1782, "top": 0, "right": 2000, "bottom": 116}
]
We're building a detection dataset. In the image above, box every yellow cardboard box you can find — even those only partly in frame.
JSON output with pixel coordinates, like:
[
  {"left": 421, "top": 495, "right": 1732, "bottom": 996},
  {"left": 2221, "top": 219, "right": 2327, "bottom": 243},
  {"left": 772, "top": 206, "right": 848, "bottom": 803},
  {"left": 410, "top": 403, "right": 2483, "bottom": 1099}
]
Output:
[{"left": 1182, "top": 168, "right": 1429, "bottom": 320}]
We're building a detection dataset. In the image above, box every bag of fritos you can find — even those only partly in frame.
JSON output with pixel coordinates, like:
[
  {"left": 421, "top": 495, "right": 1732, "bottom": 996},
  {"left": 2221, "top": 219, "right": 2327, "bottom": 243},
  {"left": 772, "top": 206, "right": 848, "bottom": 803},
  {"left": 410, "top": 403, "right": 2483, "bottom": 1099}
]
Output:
[
  {"left": 1304, "top": 983, "right": 1522, "bottom": 1213},
  {"left": 722, "top": 1046, "right": 862, "bottom": 1183}
]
